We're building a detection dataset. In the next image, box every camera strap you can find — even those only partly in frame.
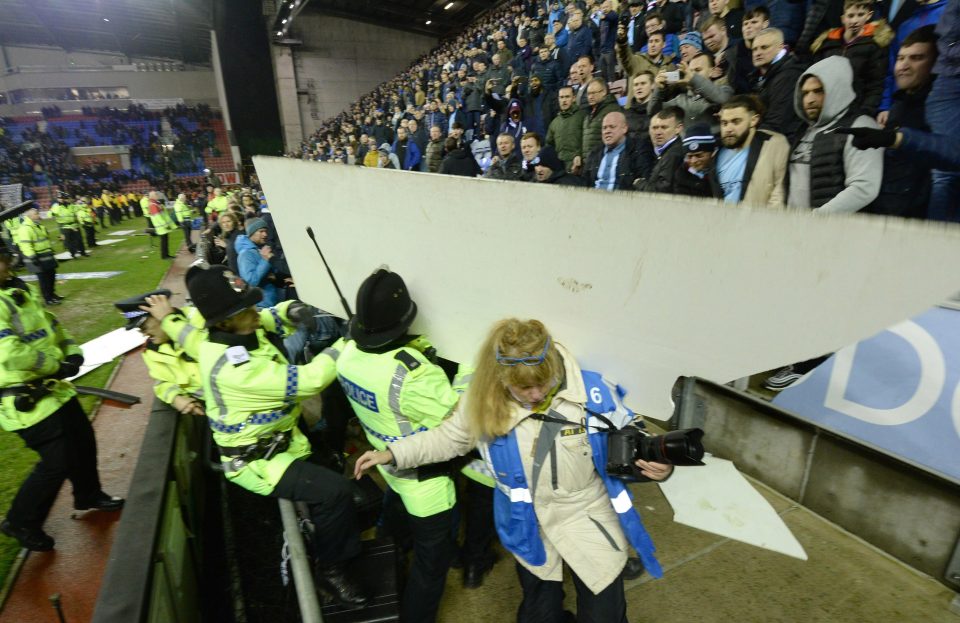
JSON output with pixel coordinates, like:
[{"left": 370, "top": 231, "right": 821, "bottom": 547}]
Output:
[{"left": 530, "top": 410, "right": 617, "bottom": 431}]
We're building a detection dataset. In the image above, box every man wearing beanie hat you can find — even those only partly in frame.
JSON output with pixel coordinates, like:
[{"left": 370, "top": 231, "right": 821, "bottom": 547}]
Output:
[
  {"left": 671, "top": 124, "right": 722, "bottom": 197},
  {"left": 142, "top": 265, "right": 368, "bottom": 607},
  {"left": 679, "top": 31, "right": 705, "bottom": 63},
  {"left": 531, "top": 146, "right": 587, "bottom": 185},
  {"left": 235, "top": 217, "right": 285, "bottom": 309}
]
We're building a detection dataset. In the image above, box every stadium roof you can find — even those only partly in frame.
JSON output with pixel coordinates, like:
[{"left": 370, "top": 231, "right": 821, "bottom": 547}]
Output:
[
  {"left": 302, "top": 0, "right": 502, "bottom": 38},
  {"left": 0, "top": 0, "right": 212, "bottom": 64}
]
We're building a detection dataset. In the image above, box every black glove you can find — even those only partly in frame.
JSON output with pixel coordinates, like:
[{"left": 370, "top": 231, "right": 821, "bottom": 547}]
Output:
[
  {"left": 287, "top": 302, "right": 319, "bottom": 327},
  {"left": 54, "top": 354, "right": 84, "bottom": 379},
  {"left": 834, "top": 126, "right": 896, "bottom": 150}
]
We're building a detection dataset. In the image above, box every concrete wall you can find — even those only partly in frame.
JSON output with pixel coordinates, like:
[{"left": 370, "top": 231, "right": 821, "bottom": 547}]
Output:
[
  {"left": 0, "top": 70, "right": 217, "bottom": 100},
  {"left": 677, "top": 379, "right": 960, "bottom": 589},
  {"left": 288, "top": 14, "right": 436, "bottom": 137},
  {"left": 2, "top": 44, "right": 195, "bottom": 68}
]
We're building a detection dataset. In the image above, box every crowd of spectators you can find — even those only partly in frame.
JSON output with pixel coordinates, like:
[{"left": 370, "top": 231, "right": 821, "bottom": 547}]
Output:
[
  {"left": 288, "top": 0, "right": 959, "bottom": 221},
  {"left": 0, "top": 103, "right": 223, "bottom": 189}
]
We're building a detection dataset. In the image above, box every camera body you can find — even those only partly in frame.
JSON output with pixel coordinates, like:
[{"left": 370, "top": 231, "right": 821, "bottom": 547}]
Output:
[{"left": 606, "top": 426, "right": 705, "bottom": 481}]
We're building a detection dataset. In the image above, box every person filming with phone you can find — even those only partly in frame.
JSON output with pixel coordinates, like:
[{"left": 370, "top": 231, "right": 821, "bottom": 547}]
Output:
[{"left": 649, "top": 53, "right": 733, "bottom": 130}]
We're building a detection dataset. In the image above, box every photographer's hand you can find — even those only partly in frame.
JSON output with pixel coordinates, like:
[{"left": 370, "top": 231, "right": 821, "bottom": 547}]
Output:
[
  {"left": 354, "top": 449, "right": 394, "bottom": 479},
  {"left": 636, "top": 459, "right": 673, "bottom": 481}
]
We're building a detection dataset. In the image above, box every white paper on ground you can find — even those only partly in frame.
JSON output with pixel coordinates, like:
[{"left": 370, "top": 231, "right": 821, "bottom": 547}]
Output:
[
  {"left": 69, "top": 327, "right": 145, "bottom": 380},
  {"left": 54, "top": 252, "right": 73, "bottom": 260},
  {"left": 658, "top": 455, "right": 807, "bottom": 560},
  {"left": 107, "top": 230, "right": 136, "bottom": 236},
  {"left": 95, "top": 238, "right": 122, "bottom": 246},
  {"left": 21, "top": 271, "right": 123, "bottom": 281},
  {"left": 254, "top": 158, "right": 960, "bottom": 420}
]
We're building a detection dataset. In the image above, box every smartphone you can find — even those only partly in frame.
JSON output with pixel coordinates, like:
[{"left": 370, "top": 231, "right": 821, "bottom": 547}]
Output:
[{"left": 664, "top": 71, "right": 680, "bottom": 84}]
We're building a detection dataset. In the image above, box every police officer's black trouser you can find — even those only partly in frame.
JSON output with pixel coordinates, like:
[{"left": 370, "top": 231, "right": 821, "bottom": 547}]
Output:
[
  {"left": 7, "top": 397, "right": 103, "bottom": 530},
  {"left": 83, "top": 225, "right": 96, "bottom": 248},
  {"left": 96, "top": 207, "right": 106, "bottom": 228},
  {"left": 402, "top": 506, "right": 456, "bottom": 623},
  {"left": 181, "top": 221, "right": 194, "bottom": 251},
  {"left": 36, "top": 267, "right": 57, "bottom": 302},
  {"left": 461, "top": 476, "right": 495, "bottom": 566},
  {"left": 108, "top": 207, "right": 121, "bottom": 225},
  {"left": 269, "top": 457, "right": 362, "bottom": 564},
  {"left": 64, "top": 228, "right": 84, "bottom": 256},
  {"left": 515, "top": 562, "right": 628, "bottom": 623},
  {"left": 158, "top": 233, "right": 171, "bottom": 258}
]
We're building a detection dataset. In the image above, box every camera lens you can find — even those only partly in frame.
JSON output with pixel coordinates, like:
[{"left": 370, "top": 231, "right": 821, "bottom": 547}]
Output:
[{"left": 637, "top": 428, "right": 705, "bottom": 466}]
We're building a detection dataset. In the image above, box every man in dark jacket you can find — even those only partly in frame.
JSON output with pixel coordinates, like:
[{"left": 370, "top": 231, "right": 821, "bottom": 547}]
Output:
[
  {"left": 596, "top": 0, "right": 620, "bottom": 82},
  {"left": 750, "top": 28, "right": 806, "bottom": 142},
  {"left": 439, "top": 137, "right": 482, "bottom": 177},
  {"left": 840, "top": 25, "right": 937, "bottom": 218},
  {"left": 392, "top": 127, "right": 422, "bottom": 171},
  {"left": 671, "top": 126, "right": 722, "bottom": 198},
  {"left": 517, "top": 76, "right": 558, "bottom": 138},
  {"left": 641, "top": 106, "right": 685, "bottom": 193},
  {"left": 532, "top": 146, "right": 588, "bottom": 186},
  {"left": 565, "top": 9, "right": 595, "bottom": 67},
  {"left": 581, "top": 79, "right": 623, "bottom": 160},
  {"left": 484, "top": 134, "right": 525, "bottom": 180},
  {"left": 583, "top": 111, "right": 654, "bottom": 190},
  {"left": 530, "top": 47, "right": 563, "bottom": 92},
  {"left": 546, "top": 86, "right": 586, "bottom": 173}
]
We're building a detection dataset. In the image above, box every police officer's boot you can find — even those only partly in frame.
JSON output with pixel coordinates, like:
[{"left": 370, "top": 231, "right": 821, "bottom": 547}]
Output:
[
  {"left": 315, "top": 562, "right": 368, "bottom": 608},
  {"left": 1, "top": 519, "right": 54, "bottom": 552}
]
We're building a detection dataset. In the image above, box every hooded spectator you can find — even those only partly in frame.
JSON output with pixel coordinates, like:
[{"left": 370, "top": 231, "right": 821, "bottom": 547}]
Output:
[{"left": 787, "top": 56, "right": 884, "bottom": 212}]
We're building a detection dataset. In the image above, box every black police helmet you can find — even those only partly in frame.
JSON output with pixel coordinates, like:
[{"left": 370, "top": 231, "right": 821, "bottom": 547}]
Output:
[
  {"left": 114, "top": 289, "right": 172, "bottom": 330},
  {"left": 348, "top": 268, "right": 417, "bottom": 349},
  {"left": 185, "top": 264, "right": 263, "bottom": 328}
]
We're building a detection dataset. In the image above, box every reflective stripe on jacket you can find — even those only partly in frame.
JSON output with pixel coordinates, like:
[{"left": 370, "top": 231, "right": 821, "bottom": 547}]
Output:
[
  {"left": 0, "top": 282, "right": 80, "bottom": 431},
  {"left": 143, "top": 341, "right": 203, "bottom": 406},
  {"left": 196, "top": 303, "right": 338, "bottom": 495},
  {"left": 332, "top": 337, "right": 458, "bottom": 517}
]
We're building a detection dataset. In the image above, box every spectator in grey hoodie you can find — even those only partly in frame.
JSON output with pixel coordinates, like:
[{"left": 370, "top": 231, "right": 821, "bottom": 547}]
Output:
[{"left": 787, "top": 56, "right": 883, "bottom": 212}]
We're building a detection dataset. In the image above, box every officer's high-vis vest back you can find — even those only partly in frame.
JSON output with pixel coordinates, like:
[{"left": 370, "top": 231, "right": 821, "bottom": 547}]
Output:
[{"left": 333, "top": 337, "right": 457, "bottom": 517}]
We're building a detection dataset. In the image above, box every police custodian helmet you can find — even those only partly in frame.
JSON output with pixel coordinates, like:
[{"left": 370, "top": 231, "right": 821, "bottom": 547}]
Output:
[{"left": 348, "top": 268, "right": 417, "bottom": 349}]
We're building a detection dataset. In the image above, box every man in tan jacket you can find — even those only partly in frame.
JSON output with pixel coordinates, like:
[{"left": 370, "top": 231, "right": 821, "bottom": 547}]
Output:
[{"left": 716, "top": 94, "right": 789, "bottom": 207}]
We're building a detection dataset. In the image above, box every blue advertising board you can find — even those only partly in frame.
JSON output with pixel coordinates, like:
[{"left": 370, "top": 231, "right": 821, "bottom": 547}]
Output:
[{"left": 774, "top": 306, "right": 960, "bottom": 481}]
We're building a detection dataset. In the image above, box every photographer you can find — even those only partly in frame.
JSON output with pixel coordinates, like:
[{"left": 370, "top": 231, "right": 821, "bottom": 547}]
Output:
[
  {"left": 0, "top": 243, "right": 123, "bottom": 552},
  {"left": 355, "top": 318, "right": 672, "bottom": 622}
]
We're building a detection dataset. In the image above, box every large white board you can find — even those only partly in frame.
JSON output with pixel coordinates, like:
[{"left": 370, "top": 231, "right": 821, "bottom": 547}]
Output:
[{"left": 254, "top": 157, "right": 960, "bottom": 419}]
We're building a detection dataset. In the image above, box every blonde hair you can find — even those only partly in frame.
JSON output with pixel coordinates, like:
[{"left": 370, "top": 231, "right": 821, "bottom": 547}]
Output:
[{"left": 466, "top": 318, "right": 564, "bottom": 439}]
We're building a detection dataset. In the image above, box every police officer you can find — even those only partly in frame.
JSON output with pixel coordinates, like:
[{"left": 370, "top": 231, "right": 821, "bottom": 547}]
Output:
[
  {"left": 0, "top": 224, "right": 123, "bottom": 551},
  {"left": 329, "top": 267, "right": 458, "bottom": 623},
  {"left": 146, "top": 192, "right": 177, "bottom": 259},
  {"left": 17, "top": 207, "right": 62, "bottom": 305},
  {"left": 50, "top": 192, "right": 87, "bottom": 259},
  {"left": 75, "top": 197, "right": 97, "bottom": 250},
  {"left": 173, "top": 193, "right": 197, "bottom": 254},
  {"left": 171, "top": 264, "right": 367, "bottom": 606},
  {"left": 114, "top": 289, "right": 204, "bottom": 416}
]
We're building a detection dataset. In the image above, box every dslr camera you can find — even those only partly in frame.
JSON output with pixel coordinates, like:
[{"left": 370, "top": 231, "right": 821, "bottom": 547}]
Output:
[{"left": 606, "top": 426, "right": 705, "bottom": 481}]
